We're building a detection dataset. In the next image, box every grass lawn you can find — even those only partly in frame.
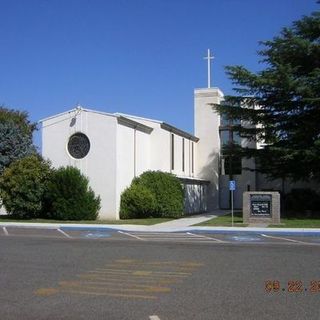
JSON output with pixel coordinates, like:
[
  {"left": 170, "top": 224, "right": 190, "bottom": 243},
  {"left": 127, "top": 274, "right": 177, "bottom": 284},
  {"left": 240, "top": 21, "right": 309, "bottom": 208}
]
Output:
[
  {"left": 269, "top": 218, "right": 320, "bottom": 228},
  {"left": 0, "top": 216, "right": 174, "bottom": 226},
  {"left": 195, "top": 212, "right": 320, "bottom": 228},
  {"left": 195, "top": 212, "right": 248, "bottom": 227}
]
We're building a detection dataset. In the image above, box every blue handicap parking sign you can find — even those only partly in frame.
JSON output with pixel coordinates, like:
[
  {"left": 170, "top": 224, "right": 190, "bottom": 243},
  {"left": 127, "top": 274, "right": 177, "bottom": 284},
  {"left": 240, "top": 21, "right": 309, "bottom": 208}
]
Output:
[{"left": 229, "top": 180, "right": 236, "bottom": 191}]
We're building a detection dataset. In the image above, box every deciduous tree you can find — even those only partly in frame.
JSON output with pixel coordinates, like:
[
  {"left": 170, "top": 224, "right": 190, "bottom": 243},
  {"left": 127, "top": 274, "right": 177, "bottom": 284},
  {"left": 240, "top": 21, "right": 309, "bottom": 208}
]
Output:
[{"left": 0, "top": 106, "right": 36, "bottom": 174}]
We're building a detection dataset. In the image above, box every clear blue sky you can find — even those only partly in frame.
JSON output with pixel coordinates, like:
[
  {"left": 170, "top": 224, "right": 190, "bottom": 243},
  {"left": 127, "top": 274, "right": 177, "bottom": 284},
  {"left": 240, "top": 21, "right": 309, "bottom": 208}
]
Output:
[{"left": 0, "top": 0, "right": 318, "bottom": 147}]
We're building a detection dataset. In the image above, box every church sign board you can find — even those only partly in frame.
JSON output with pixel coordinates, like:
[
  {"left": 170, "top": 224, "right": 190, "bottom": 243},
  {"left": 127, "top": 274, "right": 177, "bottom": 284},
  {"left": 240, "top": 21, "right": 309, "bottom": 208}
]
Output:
[
  {"left": 250, "top": 194, "right": 272, "bottom": 216},
  {"left": 243, "top": 192, "right": 280, "bottom": 225}
]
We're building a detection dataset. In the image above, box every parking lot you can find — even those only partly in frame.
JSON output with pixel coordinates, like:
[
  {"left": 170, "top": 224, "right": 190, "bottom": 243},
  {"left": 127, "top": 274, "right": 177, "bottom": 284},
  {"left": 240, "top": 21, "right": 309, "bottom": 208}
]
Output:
[
  {"left": 1, "top": 225, "right": 320, "bottom": 320},
  {"left": 1, "top": 225, "right": 320, "bottom": 246}
]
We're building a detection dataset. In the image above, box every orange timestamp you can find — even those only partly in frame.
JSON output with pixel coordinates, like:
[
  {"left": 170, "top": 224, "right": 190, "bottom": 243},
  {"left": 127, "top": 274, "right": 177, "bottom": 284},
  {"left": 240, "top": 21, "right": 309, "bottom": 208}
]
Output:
[{"left": 265, "top": 280, "right": 320, "bottom": 293}]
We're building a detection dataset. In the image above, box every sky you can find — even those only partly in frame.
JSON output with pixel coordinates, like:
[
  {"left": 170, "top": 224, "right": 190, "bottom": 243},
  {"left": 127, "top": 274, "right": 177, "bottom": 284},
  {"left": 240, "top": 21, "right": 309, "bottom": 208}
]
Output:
[{"left": 0, "top": 0, "right": 318, "bottom": 147}]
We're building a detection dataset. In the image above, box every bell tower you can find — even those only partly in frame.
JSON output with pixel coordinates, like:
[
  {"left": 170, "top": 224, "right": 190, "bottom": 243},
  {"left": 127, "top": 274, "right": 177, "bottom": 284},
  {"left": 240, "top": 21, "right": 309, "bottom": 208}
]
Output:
[
  {"left": 194, "top": 49, "right": 224, "bottom": 210},
  {"left": 194, "top": 87, "right": 223, "bottom": 210}
]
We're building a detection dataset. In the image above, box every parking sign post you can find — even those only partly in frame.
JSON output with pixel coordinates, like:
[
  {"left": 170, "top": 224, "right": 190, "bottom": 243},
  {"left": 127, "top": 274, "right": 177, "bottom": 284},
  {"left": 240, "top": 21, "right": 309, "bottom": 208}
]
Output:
[{"left": 229, "top": 180, "right": 236, "bottom": 227}]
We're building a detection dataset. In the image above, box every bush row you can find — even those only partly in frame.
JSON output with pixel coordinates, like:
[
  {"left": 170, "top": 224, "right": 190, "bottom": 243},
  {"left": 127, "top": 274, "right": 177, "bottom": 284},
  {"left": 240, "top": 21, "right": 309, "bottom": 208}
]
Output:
[
  {"left": 0, "top": 155, "right": 100, "bottom": 220},
  {"left": 120, "top": 171, "right": 184, "bottom": 219},
  {"left": 282, "top": 188, "right": 320, "bottom": 218}
]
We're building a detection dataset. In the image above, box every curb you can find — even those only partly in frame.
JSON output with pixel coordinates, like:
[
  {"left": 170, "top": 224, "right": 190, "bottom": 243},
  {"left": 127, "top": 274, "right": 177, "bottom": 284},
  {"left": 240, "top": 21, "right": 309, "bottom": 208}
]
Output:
[{"left": 1, "top": 222, "right": 320, "bottom": 236}]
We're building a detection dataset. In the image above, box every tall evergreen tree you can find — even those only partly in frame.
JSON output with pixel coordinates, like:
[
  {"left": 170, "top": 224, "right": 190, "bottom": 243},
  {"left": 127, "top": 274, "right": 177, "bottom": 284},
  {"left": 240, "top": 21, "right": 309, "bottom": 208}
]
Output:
[
  {"left": 0, "top": 106, "right": 36, "bottom": 174},
  {"left": 213, "top": 10, "right": 320, "bottom": 181}
]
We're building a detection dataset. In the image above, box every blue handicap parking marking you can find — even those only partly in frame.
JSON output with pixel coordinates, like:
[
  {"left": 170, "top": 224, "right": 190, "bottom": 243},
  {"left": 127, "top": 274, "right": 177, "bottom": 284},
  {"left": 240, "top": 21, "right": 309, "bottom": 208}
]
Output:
[
  {"left": 85, "top": 232, "right": 111, "bottom": 239},
  {"left": 227, "top": 233, "right": 263, "bottom": 242},
  {"left": 60, "top": 227, "right": 114, "bottom": 239}
]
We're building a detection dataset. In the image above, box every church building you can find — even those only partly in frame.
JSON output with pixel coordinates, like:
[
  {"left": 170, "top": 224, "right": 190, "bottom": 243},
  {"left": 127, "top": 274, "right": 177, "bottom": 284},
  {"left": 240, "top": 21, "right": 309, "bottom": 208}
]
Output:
[
  {"left": 40, "top": 83, "right": 249, "bottom": 220},
  {"left": 40, "top": 51, "right": 314, "bottom": 220}
]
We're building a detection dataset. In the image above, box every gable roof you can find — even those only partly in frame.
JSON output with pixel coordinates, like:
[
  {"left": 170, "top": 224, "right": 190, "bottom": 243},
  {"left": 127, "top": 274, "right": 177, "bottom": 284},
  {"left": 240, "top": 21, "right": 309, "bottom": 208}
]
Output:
[{"left": 39, "top": 106, "right": 199, "bottom": 142}]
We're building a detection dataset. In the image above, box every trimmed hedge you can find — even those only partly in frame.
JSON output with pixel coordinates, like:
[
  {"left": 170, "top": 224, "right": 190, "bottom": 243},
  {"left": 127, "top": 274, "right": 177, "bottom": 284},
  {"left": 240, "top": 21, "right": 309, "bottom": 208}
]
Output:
[
  {"left": 120, "top": 184, "right": 157, "bottom": 219},
  {"left": 120, "top": 171, "right": 184, "bottom": 219},
  {"left": 0, "top": 155, "right": 52, "bottom": 218},
  {"left": 43, "top": 166, "right": 100, "bottom": 220}
]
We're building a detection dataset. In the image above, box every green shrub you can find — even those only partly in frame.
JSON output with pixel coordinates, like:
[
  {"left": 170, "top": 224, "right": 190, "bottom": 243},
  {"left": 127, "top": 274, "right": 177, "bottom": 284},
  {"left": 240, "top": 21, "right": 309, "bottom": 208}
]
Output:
[
  {"left": 133, "top": 171, "right": 184, "bottom": 218},
  {"left": 120, "top": 184, "right": 157, "bottom": 219},
  {"left": 283, "top": 188, "right": 320, "bottom": 218},
  {"left": 44, "top": 166, "right": 100, "bottom": 220},
  {"left": 0, "top": 155, "right": 52, "bottom": 218}
]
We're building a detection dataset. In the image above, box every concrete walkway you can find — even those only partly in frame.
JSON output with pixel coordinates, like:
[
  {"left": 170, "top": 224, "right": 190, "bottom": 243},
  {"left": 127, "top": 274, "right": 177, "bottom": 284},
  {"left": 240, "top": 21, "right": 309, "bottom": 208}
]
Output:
[{"left": 151, "top": 210, "right": 229, "bottom": 229}]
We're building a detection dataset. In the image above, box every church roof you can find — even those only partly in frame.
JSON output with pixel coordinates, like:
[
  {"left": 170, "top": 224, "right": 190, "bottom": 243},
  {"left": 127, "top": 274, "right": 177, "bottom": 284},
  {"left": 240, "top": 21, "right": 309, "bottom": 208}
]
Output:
[
  {"left": 38, "top": 106, "right": 116, "bottom": 123},
  {"left": 39, "top": 106, "right": 199, "bottom": 142},
  {"left": 116, "top": 113, "right": 199, "bottom": 142}
]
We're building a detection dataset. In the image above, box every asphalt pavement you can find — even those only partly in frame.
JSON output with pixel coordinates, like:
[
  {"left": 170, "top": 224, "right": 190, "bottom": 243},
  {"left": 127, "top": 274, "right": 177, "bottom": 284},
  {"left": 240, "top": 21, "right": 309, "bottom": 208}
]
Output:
[{"left": 0, "top": 228, "right": 320, "bottom": 320}]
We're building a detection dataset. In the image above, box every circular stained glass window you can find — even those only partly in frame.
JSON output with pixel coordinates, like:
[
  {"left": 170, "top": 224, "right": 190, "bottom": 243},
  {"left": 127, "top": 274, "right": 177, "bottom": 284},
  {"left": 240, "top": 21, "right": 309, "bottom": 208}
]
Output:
[{"left": 67, "top": 133, "right": 90, "bottom": 159}]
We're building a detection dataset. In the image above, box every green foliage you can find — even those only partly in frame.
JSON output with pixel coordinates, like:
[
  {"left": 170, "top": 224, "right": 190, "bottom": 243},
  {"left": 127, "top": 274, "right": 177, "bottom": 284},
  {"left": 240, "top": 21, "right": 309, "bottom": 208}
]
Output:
[
  {"left": 120, "top": 184, "right": 157, "bottom": 219},
  {"left": 213, "top": 11, "right": 320, "bottom": 181},
  {"left": 133, "top": 171, "right": 184, "bottom": 218},
  {"left": 283, "top": 189, "right": 320, "bottom": 218},
  {"left": 0, "top": 106, "right": 36, "bottom": 135},
  {"left": 44, "top": 166, "right": 100, "bottom": 220},
  {"left": 0, "top": 106, "right": 36, "bottom": 174},
  {"left": 120, "top": 171, "right": 184, "bottom": 219},
  {"left": 0, "top": 155, "right": 52, "bottom": 218}
]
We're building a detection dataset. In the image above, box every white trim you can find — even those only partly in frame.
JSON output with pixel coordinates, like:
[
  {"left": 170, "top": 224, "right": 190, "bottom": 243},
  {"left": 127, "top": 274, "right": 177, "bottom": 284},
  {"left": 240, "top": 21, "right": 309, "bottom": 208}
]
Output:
[
  {"left": 39, "top": 106, "right": 117, "bottom": 123},
  {"left": 114, "top": 112, "right": 162, "bottom": 124}
]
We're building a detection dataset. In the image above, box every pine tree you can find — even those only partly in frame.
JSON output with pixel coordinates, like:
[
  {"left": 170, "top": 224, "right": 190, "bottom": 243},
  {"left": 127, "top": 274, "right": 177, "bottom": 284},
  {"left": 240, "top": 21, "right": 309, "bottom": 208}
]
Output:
[{"left": 214, "top": 11, "right": 320, "bottom": 181}]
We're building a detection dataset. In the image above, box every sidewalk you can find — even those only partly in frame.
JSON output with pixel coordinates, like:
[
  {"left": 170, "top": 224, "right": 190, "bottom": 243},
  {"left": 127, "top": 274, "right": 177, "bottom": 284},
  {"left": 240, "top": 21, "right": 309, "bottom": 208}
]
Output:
[
  {"left": 1, "top": 211, "right": 320, "bottom": 235},
  {"left": 150, "top": 210, "right": 229, "bottom": 229}
]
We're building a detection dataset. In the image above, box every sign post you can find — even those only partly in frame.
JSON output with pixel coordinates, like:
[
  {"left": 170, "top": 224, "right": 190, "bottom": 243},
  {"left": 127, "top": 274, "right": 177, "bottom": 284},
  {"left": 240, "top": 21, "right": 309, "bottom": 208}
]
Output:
[{"left": 229, "top": 180, "right": 236, "bottom": 227}]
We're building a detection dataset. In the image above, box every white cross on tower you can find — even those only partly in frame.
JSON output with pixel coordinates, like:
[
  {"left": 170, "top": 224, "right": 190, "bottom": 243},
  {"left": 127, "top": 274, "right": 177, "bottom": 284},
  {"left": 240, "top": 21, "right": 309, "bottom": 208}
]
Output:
[{"left": 204, "top": 49, "right": 214, "bottom": 88}]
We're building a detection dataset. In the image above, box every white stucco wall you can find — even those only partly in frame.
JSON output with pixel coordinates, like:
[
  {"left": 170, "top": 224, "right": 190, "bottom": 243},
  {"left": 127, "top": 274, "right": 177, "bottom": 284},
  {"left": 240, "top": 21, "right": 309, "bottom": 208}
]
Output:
[
  {"left": 183, "top": 183, "right": 207, "bottom": 214},
  {"left": 150, "top": 126, "right": 171, "bottom": 172},
  {"left": 194, "top": 88, "right": 223, "bottom": 210},
  {"left": 115, "top": 123, "right": 152, "bottom": 216},
  {"left": 119, "top": 114, "right": 196, "bottom": 177},
  {"left": 42, "top": 107, "right": 203, "bottom": 219},
  {"left": 115, "top": 124, "right": 135, "bottom": 218},
  {"left": 42, "top": 109, "right": 118, "bottom": 219},
  {"left": 136, "top": 129, "right": 151, "bottom": 176}
]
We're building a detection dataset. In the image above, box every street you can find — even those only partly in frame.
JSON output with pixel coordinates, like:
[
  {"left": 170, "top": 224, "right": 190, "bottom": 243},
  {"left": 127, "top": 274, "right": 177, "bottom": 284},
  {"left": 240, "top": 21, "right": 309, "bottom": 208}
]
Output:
[{"left": 0, "top": 230, "right": 319, "bottom": 320}]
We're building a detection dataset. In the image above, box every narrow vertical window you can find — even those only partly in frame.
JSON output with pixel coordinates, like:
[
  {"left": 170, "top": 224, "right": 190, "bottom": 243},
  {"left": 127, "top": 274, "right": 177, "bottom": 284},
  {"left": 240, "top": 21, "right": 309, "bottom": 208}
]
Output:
[
  {"left": 171, "top": 133, "right": 174, "bottom": 171},
  {"left": 182, "top": 138, "right": 185, "bottom": 172},
  {"left": 191, "top": 142, "right": 194, "bottom": 174}
]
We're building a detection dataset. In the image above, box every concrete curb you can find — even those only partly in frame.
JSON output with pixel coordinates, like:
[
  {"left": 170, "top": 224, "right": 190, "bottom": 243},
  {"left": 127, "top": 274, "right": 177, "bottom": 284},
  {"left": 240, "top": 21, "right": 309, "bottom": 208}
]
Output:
[{"left": 1, "top": 222, "right": 320, "bottom": 236}]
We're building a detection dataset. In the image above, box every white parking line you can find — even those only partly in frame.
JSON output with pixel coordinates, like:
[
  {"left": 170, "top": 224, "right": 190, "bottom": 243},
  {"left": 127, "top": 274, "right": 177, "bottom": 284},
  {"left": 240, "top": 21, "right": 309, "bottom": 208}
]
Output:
[
  {"left": 260, "top": 233, "right": 307, "bottom": 244},
  {"left": 3, "top": 227, "right": 8, "bottom": 236},
  {"left": 117, "top": 231, "right": 227, "bottom": 243},
  {"left": 187, "top": 232, "right": 226, "bottom": 243},
  {"left": 149, "top": 315, "right": 161, "bottom": 320},
  {"left": 132, "top": 233, "right": 199, "bottom": 238},
  {"left": 118, "top": 231, "right": 144, "bottom": 240},
  {"left": 57, "top": 229, "right": 72, "bottom": 239}
]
